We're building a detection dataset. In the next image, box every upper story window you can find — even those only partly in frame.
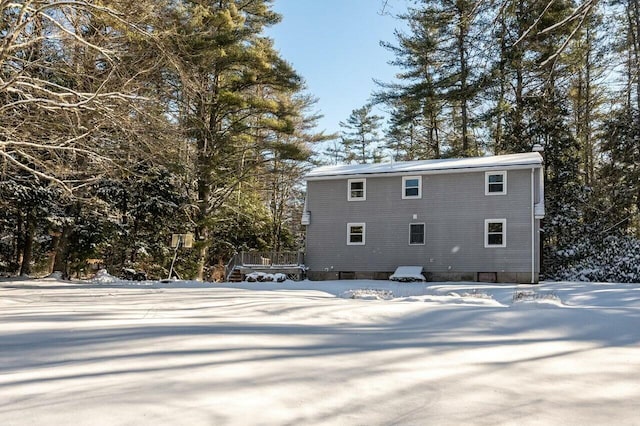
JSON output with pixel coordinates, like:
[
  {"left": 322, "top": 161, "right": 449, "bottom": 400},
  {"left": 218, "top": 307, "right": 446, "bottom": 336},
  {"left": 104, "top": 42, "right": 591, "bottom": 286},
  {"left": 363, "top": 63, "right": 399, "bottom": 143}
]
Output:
[
  {"left": 484, "top": 219, "right": 506, "bottom": 248},
  {"left": 347, "top": 223, "right": 366, "bottom": 245},
  {"left": 409, "top": 223, "right": 425, "bottom": 245},
  {"left": 348, "top": 178, "right": 366, "bottom": 201},
  {"left": 485, "top": 171, "right": 507, "bottom": 195},
  {"left": 402, "top": 176, "right": 422, "bottom": 199}
]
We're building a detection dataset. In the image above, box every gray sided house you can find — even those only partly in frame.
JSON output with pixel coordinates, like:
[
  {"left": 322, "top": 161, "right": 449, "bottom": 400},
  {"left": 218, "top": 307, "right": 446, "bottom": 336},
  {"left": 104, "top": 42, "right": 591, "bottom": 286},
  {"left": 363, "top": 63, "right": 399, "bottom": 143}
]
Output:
[{"left": 302, "top": 152, "right": 545, "bottom": 283}]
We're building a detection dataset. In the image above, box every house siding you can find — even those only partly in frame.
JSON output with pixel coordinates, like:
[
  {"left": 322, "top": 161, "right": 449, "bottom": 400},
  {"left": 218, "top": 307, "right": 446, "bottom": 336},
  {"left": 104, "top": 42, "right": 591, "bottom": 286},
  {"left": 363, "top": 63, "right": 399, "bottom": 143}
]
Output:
[{"left": 305, "top": 168, "right": 542, "bottom": 283}]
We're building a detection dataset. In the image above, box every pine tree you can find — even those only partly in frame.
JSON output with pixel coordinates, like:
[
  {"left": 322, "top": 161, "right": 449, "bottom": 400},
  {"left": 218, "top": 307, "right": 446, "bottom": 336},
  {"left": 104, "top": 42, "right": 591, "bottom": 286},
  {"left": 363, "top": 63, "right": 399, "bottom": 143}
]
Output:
[
  {"left": 384, "top": 99, "right": 440, "bottom": 160},
  {"left": 597, "top": 0, "right": 640, "bottom": 236},
  {"left": 376, "top": 10, "right": 443, "bottom": 159},
  {"left": 339, "top": 105, "right": 383, "bottom": 164},
  {"left": 566, "top": 11, "right": 607, "bottom": 187},
  {"left": 377, "top": 0, "right": 490, "bottom": 157},
  {"left": 323, "top": 140, "right": 347, "bottom": 165},
  {"left": 159, "top": 0, "right": 304, "bottom": 279}
]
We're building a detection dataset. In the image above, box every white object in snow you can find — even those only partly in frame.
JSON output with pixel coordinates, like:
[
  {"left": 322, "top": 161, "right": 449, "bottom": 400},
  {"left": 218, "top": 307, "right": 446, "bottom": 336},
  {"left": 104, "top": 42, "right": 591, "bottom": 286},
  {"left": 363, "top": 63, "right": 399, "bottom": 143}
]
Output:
[{"left": 390, "top": 266, "right": 425, "bottom": 282}]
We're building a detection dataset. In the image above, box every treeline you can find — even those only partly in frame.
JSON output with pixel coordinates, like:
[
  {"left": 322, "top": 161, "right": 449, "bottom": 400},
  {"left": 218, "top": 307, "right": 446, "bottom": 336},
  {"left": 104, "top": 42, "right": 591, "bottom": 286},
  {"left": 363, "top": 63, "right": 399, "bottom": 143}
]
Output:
[
  {"left": 2, "top": 0, "right": 639, "bottom": 282},
  {"left": 329, "top": 0, "right": 639, "bottom": 281},
  {"left": 0, "top": 0, "right": 326, "bottom": 280}
]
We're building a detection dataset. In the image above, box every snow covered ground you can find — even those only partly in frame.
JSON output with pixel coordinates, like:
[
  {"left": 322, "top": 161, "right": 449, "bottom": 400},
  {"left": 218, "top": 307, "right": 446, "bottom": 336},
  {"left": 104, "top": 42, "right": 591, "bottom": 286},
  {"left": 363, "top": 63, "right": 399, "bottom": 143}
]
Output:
[{"left": 1, "top": 276, "right": 639, "bottom": 425}]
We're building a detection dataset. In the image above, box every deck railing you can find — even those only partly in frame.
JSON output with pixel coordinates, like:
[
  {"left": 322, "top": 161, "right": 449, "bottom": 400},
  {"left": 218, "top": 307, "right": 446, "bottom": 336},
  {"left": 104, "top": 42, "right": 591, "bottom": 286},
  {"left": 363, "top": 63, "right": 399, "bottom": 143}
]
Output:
[
  {"left": 224, "top": 251, "right": 305, "bottom": 282},
  {"left": 239, "top": 251, "right": 303, "bottom": 267},
  {"left": 224, "top": 252, "right": 239, "bottom": 282}
]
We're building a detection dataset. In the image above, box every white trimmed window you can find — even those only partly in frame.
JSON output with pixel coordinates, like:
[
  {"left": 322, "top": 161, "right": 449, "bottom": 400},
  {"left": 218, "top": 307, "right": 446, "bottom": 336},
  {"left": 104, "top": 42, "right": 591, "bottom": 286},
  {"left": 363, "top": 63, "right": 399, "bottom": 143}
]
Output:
[
  {"left": 409, "top": 223, "right": 425, "bottom": 245},
  {"left": 347, "top": 223, "right": 366, "bottom": 245},
  {"left": 402, "top": 176, "right": 422, "bottom": 199},
  {"left": 485, "top": 171, "right": 507, "bottom": 195},
  {"left": 484, "top": 219, "right": 506, "bottom": 248},
  {"left": 348, "top": 178, "right": 366, "bottom": 201}
]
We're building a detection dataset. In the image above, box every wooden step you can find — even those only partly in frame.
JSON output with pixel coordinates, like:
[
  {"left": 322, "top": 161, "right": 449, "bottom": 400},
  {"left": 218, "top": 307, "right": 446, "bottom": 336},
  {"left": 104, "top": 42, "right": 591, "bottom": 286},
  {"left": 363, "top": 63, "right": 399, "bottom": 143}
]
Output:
[{"left": 227, "top": 269, "right": 243, "bottom": 283}]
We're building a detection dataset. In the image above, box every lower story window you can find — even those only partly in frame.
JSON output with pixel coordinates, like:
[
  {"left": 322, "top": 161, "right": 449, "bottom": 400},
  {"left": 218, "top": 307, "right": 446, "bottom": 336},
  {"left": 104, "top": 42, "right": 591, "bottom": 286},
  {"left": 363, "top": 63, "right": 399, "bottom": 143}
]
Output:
[
  {"left": 485, "top": 219, "right": 506, "bottom": 248},
  {"left": 409, "top": 223, "right": 425, "bottom": 245},
  {"left": 347, "top": 223, "right": 366, "bottom": 245}
]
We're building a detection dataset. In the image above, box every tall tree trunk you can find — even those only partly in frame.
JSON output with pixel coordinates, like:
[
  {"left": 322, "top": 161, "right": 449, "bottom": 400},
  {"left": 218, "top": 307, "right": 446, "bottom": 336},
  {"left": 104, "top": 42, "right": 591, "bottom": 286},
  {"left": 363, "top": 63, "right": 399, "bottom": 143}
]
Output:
[
  {"left": 47, "top": 232, "right": 61, "bottom": 274},
  {"left": 19, "top": 212, "right": 36, "bottom": 276},
  {"left": 515, "top": 65, "right": 524, "bottom": 144},
  {"left": 512, "top": 1, "right": 526, "bottom": 152},
  {"left": 430, "top": 112, "right": 440, "bottom": 158},
  {"left": 14, "top": 212, "right": 24, "bottom": 272},
  {"left": 632, "top": 0, "right": 640, "bottom": 113},
  {"left": 120, "top": 196, "right": 129, "bottom": 269},
  {"left": 458, "top": 15, "right": 470, "bottom": 156},
  {"left": 53, "top": 226, "right": 71, "bottom": 277},
  {"left": 584, "top": 25, "right": 594, "bottom": 186},
  {"left": 575, "top": 66, "right": 585, "bottom": 182},
  {"left": 194, "top": 72, "right": 222, "bottom": 281},
  {"left": 495, "top": 13, "right": 507, "bottom": 155},
  {"left": 196, "top": 160, "right": 212, "bottom": 281}
]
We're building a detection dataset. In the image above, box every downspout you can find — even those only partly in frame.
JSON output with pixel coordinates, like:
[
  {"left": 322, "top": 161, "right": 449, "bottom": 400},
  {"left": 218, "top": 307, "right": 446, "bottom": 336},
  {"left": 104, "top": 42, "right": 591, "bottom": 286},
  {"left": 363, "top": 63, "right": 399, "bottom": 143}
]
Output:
[
  {"left": 531, "top": 168, "right": 535, "bottom": 284},
  {"left": 533, "top": 145, "right": 545, "bottom": 280},
  {"left": 301, "top": 194, "right": 310, "bottom": 225},
  {"left": 538, "top": 165, "right": 545, "bottom": 217}
]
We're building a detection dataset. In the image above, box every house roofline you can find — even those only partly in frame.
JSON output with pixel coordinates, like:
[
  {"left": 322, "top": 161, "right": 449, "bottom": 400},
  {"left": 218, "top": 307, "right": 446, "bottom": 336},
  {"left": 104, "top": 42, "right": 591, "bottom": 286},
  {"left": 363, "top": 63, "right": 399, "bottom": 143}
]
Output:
[{"left": 305, "top": 162, "right": 542, "bottom": 181}]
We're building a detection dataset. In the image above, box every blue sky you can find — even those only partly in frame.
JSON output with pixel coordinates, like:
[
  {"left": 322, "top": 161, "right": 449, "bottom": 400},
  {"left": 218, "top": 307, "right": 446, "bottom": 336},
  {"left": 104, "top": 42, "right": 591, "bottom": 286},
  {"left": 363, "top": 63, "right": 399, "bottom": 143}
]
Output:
[{"left": 267, "top": 0, "right": 407, "bottom": 137}]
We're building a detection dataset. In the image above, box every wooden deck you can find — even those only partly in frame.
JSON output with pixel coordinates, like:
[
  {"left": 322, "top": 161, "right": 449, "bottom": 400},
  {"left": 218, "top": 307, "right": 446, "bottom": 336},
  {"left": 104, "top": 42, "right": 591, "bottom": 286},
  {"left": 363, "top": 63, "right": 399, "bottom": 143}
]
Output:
[{"left": 225, "top": 251, "right": 305, "bottom": 282}]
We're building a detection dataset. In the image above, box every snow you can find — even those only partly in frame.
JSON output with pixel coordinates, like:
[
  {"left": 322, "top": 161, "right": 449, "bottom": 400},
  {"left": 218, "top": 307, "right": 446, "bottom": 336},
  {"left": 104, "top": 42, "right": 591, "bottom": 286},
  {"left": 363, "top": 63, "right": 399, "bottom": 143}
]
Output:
[
  {"left": 389, "top": 265, "right": 426, "bottom": 282},
  {"left": 45, "top": 271, "right": 64, "bottom": 280},
  {"left": 305, "top": 152, "right": 542, "bottom": 179},
  {"left": 245, "top": 272, "right": 287, "bottom": 282},
  {"left": 340, "top": 288, "right": 394, "bottom": 300},
  {"left": 552, "top": 235, "right": 640, "bottom": 283},
  {"left": 91, "top": 269, "right": 121, "bottom": 284},
  {"left": 1, "top": 277, "right": 639, "bottom": 425}
]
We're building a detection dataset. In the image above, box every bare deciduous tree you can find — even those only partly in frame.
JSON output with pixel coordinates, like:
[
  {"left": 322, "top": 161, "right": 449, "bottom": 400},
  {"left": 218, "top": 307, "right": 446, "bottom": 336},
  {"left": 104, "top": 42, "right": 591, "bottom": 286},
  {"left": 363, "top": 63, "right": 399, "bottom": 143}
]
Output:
[{"left": 0, "top": 0, "right": 170, "bottom": 192}]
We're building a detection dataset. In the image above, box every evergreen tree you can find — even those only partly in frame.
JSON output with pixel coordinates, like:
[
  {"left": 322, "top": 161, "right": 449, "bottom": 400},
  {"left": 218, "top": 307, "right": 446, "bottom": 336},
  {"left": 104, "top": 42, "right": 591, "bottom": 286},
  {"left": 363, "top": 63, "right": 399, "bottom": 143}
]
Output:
[
  {"left": 0, "top": 0, "right": 319, "bottom": 279},
  {"left": 323, "top": 140, "right": 347, "bottom": 165},
  {"left": 596, "top": 0, "right": 640, "bottom": 236},
  {"left": 565, "top": 10, "right": 608, "bottom": 187},
  {"left": 599, "top": 111, "right": 640, "bottom": 235},
  {"left": 377, "top": 0, "right": 490, "bottom": 157},
  {"left": 95, "top": 164, "right": 190, "bottom": 278},
  {"left": 376, "top": 9, "right": 443, "bottom": 159},
  {"left": 261, "top": 95, "right": 329, "bottom": 252},
  {"left": 384, "top": 99, "right": 440, "bottom": 160},
  {"left": 159, "top": 0, "right": 304, "bottom": 279},
  {"left": 0, "top": 177, "right": 61, "bottom": 275},
  {"left": 339, "top": 105, "right": 383, "bottom": 164}
]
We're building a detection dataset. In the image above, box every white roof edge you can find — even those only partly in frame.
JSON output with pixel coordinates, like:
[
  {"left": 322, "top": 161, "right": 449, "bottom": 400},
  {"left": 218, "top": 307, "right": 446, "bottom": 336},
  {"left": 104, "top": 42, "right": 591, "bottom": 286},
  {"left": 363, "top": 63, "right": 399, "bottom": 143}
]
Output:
[
  {"left": 305, "top": 153, "right": 543, "bottom": 181},
  {"left": 305, "top": 164, "right": 541, "bottom": 181}
]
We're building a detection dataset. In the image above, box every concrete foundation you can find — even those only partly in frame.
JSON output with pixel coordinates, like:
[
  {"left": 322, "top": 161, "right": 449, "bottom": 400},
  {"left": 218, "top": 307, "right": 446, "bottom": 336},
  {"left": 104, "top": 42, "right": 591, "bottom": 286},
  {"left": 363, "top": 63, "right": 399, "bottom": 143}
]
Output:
[{"left": 307, "top": 270, "right": 539, "bottom": 284}]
